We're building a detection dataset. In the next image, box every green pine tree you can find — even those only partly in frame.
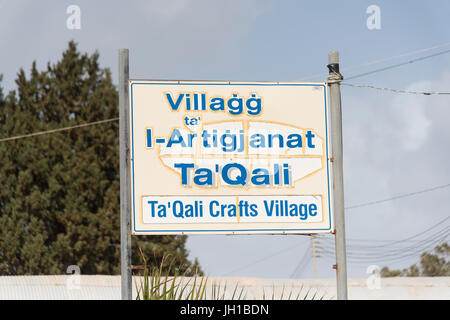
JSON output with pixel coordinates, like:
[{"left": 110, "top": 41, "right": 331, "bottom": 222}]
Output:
[{"left": 0, "top": 41, "right": 202, "bottom": 276}]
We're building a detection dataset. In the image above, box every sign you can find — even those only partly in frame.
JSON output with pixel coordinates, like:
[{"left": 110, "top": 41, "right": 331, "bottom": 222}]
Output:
[{"left": 129, "top": 81, "right": 333, "bottom": 234}]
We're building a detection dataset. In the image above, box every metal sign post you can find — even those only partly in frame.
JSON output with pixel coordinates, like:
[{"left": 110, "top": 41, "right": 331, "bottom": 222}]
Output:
[
  {"left": 327, "top": 51, "right": 348, "bottom": 300},
  {"left": 119, "top": 48, "right": 132, "bottom": 300}
]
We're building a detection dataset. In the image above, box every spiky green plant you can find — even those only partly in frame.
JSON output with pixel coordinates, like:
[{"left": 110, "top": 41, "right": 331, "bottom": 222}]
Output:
[
  {"left": 135, "top": 249, "right": 208, "bottom": 300},
  {"left": 135, "top": 251, "right": 329, "bottom": 300}
]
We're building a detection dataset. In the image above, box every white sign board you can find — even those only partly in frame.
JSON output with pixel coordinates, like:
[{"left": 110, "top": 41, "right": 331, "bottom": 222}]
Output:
[{"left": 129, "top": 81, "right": 333, "bottom": 234}]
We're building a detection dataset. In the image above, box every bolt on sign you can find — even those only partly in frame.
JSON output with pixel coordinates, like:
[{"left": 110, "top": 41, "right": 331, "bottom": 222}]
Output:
[{"left": 129, "top": 81, "right": 334, "bottom": 235}]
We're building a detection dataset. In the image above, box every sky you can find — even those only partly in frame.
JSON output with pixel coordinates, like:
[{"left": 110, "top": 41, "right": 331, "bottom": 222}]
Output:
[{"left": 1, "top": 0, "right": 449, "bottom": 280}]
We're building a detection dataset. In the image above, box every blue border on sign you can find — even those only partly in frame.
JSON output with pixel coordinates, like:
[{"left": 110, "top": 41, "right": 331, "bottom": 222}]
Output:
[{"left": 130, "top": 82, "right": 332, "bottom": 234}]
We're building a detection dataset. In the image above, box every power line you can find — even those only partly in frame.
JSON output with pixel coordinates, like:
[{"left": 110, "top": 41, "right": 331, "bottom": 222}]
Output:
[
  {"left": 318, "top": 226, "right": 449, "bottom": 258},
  {"left": 315, "top": 218, "right": 449, "bottom": 262},
  {"left": 319, "top": 216, "right": 449, "bottom": 248},
  {"left": 0, "top": 117, "right": 119, "bottom": 143},
  {"left": 345, "top": 184, "right": 450, "bottom": 211},
  {"left": 345, "top": 48, "right": 450, "bottom": 80},
  {"left": 299, "top": 40, "right": 450, "bottom": 81},
  {"left": 290, "top": 247, "right": 311, "bottom": 279},
  {"left": 341, "top": 82, "right": 450, "bottom": 95},
  {"left": 319, "top": 233, "right": 448, "bottom": 264},
  {"left": 343, "top": 41, "right": 450, "bottom": 72},
  {"left": 221, "top": 241, "right": 305, "bottom": 276},
  {"left": 319, "top": 232, "right": 448, "bottom": 259}
]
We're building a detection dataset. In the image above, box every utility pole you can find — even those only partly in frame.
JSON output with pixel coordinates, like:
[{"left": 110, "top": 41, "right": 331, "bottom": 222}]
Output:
[
  {"left": 311, "top": 235, "right": 318, "bottom": 279},
  {"left": 119, "top": 48, "right": 132, "bottom": 300},
  {"left": 327, "top": 51, "right": 348, "bottom": 300}
]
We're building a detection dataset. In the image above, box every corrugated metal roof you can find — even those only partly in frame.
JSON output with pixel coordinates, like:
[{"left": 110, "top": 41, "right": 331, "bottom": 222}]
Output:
[
  {"left": 0, "top": 276, "right": 449, "bottom": 300},
  {"left": 0, "top": 275, "right": 121, "bottom": 300}
]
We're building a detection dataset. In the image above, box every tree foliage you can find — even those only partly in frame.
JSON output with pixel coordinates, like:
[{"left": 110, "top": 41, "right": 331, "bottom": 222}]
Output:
[
  {"left": 381, "top": 242, "right": 449, "bottom": 277},
  {"left": 0, "top": 41, "right": 201, "bottom": 275}
]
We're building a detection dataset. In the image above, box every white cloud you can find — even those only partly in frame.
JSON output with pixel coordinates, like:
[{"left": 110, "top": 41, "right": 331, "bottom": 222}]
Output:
[
  {"left": 342, "top": 72, "right": 450, "bottom": 230},
  {"left": 390, "top": 80, "right": 432, "bottom": 152}
]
